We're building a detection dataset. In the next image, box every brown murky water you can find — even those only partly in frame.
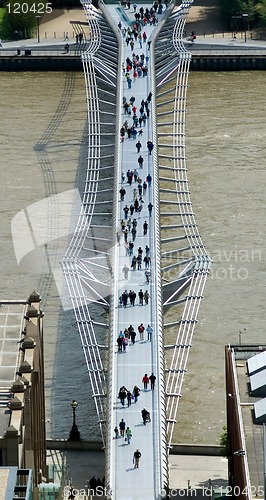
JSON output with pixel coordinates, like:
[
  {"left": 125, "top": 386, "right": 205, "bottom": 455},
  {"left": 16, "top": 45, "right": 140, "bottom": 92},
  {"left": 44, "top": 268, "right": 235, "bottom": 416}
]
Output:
[{"left": 0, "top": 71, "right": 265, "bottom": 444}]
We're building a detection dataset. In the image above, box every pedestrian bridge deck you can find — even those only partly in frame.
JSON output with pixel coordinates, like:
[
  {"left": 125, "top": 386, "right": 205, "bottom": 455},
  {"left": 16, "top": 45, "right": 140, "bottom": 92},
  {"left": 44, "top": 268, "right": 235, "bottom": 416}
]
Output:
[
  {"left": 107, "top": 7, "right": 165, "bottom": 498},
  {"left": 62, "top": 1, "right": 211, "bottom": 498}
]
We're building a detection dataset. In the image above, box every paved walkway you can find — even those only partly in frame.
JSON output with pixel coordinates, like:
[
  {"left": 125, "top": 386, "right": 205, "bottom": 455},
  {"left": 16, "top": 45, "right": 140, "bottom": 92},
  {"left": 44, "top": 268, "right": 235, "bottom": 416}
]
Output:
[
  {"left": 47, "top": 448, "right": 228, "bottom": 491},
  {"left": 1, "top": 7, "right": 266, "bottom": 53}
]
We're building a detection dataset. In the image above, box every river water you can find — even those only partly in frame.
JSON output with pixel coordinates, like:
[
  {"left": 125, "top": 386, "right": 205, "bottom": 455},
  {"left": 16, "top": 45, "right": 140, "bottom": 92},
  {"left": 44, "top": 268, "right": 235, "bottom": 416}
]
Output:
[{"left": 0, "top": 70, "right": 265, "bottom": 444}]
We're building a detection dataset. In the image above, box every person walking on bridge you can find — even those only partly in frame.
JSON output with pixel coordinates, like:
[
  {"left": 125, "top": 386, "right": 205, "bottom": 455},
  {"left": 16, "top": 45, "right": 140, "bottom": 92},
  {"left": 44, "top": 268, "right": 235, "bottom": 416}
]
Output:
[
  {"left": 119, "top": 386, "right": 127, "bottom": 406},
  {"left": 149, "top": 372, "right": 156, "bottom": 389},
  {"left": 122, "top": 265, "right": 129, "bottom": 279},
  {"left": 119, "top": 419, "right": 126, "bottom": 437},
  {"left": 146, "top": 173, "right": 152, "bottom": 187},
  {"left": 147, "top": 140, "right": 154, "bottom": 155},
  {"left": 125, "top": 427, "right": 132, "bottom": 444},
  {"left": 141, "top": 408, "right": 149, "bottom": 425},
  {"left": 142, "top": 373, "right": 149, "bottom": 390},
  {"left": 143, "top": 255, "right": 150, "bottom": 269},
  {"left": 127, "top": 390, "right": 132, "bottom": 407},
  {"left": 145, "top": 269, "right": 151, "bottom": 284},
  {"left": 129, "top": 289, "right": 136, "bottom": 306},
  {"left": 148, "top": 202, "right": 153, "bottom": 216},
  {"left": 119, "top": 187, "right": 126, "bottom": 201},
  {"left": 138, "top": 155, "right": 144, "bottom": 169},
  {"left": 147, "top": 91, "right": 152, "bottom": 103},
  {"left": 143, "top": 221, "right": 148, "bottom": 235},
  {"left": 138, "top": 322, "right": 145, "bottom": 340},
  {"left": 138, "top": 289, "right": 144, "bottom": 305},
  {"left": 144, "top": 290, "right": 149, "bottom": 304},
  {"left": 146, "top": 324, "right": 153, "bottom": 342},
  {"left": 133, "top": 385, "right": 140, "bottom": 403},
  {"left": 133, "top": 449, "right": 142, "bottom": 468},
  {"left": 131, "top": 256, "right": 137, "bottom": 270}
]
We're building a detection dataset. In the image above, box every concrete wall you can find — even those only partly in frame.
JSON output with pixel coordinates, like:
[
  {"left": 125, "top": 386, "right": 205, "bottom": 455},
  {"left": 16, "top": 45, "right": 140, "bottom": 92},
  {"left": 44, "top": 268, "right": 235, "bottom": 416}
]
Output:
[
  {"left": 0, "top": 55, "right": 83, "bottom": 71},
  {"left": 46, "top": 439, "right": 222, "bottom": 456},
  {"left": 191, "top": 55, "right": 266, "bottom": 70},
  {"left": 0, "top": 55, "right": 266, "bottom": 72}
]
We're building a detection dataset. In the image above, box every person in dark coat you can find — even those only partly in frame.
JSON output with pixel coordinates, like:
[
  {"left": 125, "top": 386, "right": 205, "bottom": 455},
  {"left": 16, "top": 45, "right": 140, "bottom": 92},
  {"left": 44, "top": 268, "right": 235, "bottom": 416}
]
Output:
[
  {"left": 131, "top": 256, "right": 137, "bottom": 270},
  {"left": 119, "top": 419, "right": 126, "bottom": 437},
  {"left": 138, "top": 155, "right": 144, "bottom": 168},
  {"left": 141, "top": 408, "right": 149, "bottom": 424},
  {"left": 119, "top": 187, "right": 126, "bottom": 201},
  {"left": 146, "top": 173, "right": 152, "bottom": 186},
  {"left": 119, "top": 386, "right": 127, "bottom": 406},
  {"left": 127, "top": 391, "right": 132, "bottom": 407},
  {"left": 147, "top": 140, "right": 154, "bottom": 154},
  {"left": 149, "top": 372, "right": 156, "bottom": 390},
  {"left": 148, "top": 202, "right": 153, "bottom": 215},
  {"left": 133, "top": 449, "right": 142, "bottom": 468},
  {"left": 130, "top": 329, "right": 136, "bottom": 344},
  {"left": 117, "top": 336, "right": 123, "bottom": 352},
  {"left": 132, "top": 385, "right": 140, "bottom": 402},
  {"left": 122, "top": 290, "right": 129, "bottom": 307}
]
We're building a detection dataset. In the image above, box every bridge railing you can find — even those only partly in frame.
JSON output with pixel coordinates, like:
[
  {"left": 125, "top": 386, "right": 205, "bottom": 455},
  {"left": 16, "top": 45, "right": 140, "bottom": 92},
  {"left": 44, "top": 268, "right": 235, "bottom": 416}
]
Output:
[
  {"left": 61, "top": 0, "right": 120, "bottom": 447},
  {"left": 152, "top": 0, "right": 212, "bottom": 449}
]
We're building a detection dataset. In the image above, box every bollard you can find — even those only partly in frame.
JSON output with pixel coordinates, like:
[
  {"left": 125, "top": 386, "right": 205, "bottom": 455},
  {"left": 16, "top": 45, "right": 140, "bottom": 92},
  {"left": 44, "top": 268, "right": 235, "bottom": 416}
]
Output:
[
  {"left": 54, "top": 32, "right": 56, "bottom": 38},
  {"left": 45, "top": 32, "right": 47, "bottom": 39}
]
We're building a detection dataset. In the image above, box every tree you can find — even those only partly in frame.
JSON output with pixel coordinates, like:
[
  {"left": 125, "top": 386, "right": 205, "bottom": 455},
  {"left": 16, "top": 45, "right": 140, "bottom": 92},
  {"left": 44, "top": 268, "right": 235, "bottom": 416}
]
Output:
[
  {"left": 219, "top": 0, "right": 259, "bottom": 30},
  {"left": 219, "top": 0, "right": 245, "bottom": 20},
  {"left": 219, "top": 425, "right": 228, "bottom": 457},
  {"left": 5, "top": 0, "right": 40, "bottom": 38},
  {"left": 0, "top": 7, "right": 12, "bottom": 39},
  {"left": 256, "top": 0, "right": 266, "bottom": 24}
]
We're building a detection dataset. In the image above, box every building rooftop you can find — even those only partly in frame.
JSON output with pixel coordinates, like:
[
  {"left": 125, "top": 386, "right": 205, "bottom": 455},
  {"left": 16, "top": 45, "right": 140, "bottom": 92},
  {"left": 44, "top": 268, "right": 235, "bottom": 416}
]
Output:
[
  {"left": 233, "top": 345, "right": 266, "bottom": 495},
  {"left": 0, "top": 301, "right": 28, "bottom": 439},
  {"left": 0, "top": 466, "right": 32, "bottom": 499}
]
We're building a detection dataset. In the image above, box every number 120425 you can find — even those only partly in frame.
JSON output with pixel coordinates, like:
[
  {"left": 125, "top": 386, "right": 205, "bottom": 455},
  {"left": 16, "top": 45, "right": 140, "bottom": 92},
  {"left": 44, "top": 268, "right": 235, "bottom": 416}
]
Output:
[{"left": 6, "top": 3, "right": 52, "bottom": 14}]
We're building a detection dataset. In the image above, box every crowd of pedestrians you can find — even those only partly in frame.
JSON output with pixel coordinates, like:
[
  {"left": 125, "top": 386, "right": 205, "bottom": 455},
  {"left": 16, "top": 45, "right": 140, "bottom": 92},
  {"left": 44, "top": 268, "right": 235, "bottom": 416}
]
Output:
[
  {"left": 116, "top": 321, "right": 154, "bottom": 351},
  {"left": 113, "top": 1, "right": 167, "bottom": 472}
]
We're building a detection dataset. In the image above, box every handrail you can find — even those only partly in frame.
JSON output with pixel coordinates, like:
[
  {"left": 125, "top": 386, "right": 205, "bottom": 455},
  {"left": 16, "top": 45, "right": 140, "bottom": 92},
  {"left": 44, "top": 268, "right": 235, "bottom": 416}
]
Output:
[
  {"left": 153, "top": 0, "right": 212, "bottom": 448},
  {"left": 61, "top": 0, "right": 117, "bottom": 447}
]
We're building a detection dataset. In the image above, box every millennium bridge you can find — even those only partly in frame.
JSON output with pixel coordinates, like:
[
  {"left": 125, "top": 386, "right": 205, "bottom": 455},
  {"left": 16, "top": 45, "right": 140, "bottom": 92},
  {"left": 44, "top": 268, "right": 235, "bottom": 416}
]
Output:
[{"left": 61, "top": 0, "right": 211, "bottom": 498}]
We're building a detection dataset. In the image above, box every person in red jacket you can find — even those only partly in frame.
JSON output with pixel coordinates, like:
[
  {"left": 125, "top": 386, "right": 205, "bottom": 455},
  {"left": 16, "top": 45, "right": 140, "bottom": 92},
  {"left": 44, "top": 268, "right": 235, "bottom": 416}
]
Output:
[
  {"left": 138, "top": 323, "right": 145, "bottom": 339},
  {"left": 142, "top": 373, "right": 149, "bottom": 390}
]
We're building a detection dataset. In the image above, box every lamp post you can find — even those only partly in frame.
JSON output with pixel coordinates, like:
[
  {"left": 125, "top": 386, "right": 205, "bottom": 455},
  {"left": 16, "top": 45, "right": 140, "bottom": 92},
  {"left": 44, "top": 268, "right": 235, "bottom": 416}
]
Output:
[
  {"left": 242, "top": 13, "right": 248, "bottom": 43},
  {"left": 35, "top": 16, "right": 41, "bottom": 43},
  {"left": 68, "top": 400, "right": 81, "bottom": 441}
]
